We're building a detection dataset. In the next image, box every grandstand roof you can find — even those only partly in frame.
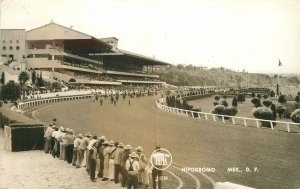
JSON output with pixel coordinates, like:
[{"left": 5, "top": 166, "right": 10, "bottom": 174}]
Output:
[
  {"left": 96, "top": 49, "right": 170, "bottom": 66},
  {"left": 26, "top": 22, "right": 111, "bottom": 49}
]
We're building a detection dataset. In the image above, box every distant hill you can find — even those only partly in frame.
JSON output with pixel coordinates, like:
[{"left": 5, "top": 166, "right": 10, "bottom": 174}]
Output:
[{"left": 157, "top": 65, "right": 300, "bottom": 87}]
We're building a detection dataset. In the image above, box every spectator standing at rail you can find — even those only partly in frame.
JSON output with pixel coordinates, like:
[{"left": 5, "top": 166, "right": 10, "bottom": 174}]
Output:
[
  {"left": 114, "top": 142, "right": 124, "bottom": 184},
  {"left": 125, "top": 152, "right": 140, "bottom": 189},
  {"left": 128, "top": 99, "right": 131, "bottom": 106},
  {"left": 89, "top": 140, "right": 98, "bottom": 182},
  {"left": 54, "top": 126, "right": 64, "bottom": 158},
  {"left": 121, "top": 144, "right": 132, "bottom": 187},
  {"left": 51, "top": 126, "right": 58, "bottom": 157},
  {"left": 86, "top": 135, "right": 98, "bottom": 174},
  {"left": 63, "top": 129, "right": 76, "bottom": 164},
  {"left": 97, "top": 136, "right": 107, "bottom": 178},
  {"left": 44, "top": 123, "right": 54, "bottom": 153},
  {"left": 136, "top": 146, "right": 148, "bottom": 187},
  {"left": 72, "top": 134, "right": 83, "bottom": 166},
  {"left": 108, "top": 141, "right": 118, "bottom": 181},
  {"left": 59, "top": 128, "right": 67, "bottom": 160},
  {"left": 76, "top": 132, "right": 91, "bottom": 168},
  {"left": 102, "top": 140, "right": 112, "bottom": 181},
  {"left": 50, "top": 125, "right": 58, "bottom": 155}
]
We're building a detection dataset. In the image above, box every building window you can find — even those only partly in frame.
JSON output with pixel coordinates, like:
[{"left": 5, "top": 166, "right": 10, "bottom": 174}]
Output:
[
  {"left": 16, "top": 40, "right": 19, "bottom": 43},
  {"left": 9, "top": 46, "right": 13, "bottom": 50},
  {"left": 2, "top": 46, "right": 6, "bottom": 50},
  {"left": 16, "top": 46, "right": 20, "bottom": 50},
  {"left": 2, "top": 40, "right": 5, "bottom": 43},
  {"left": 10, "top": 40, "right": 12, "bottom": 43}
]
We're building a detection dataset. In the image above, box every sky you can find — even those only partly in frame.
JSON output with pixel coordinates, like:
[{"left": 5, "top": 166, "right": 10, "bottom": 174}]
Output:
[{"left": 1, "top": 0, "right": 300, "bottom": 74}]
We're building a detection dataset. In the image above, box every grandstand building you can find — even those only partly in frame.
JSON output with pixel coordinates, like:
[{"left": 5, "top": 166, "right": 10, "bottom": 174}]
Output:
[{"left": 1, "top": 22, "right": 169, "bottom": 86}]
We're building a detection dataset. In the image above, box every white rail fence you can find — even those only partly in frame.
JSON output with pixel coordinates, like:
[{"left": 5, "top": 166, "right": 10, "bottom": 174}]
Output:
[
  {"left": 16, "top": 94, "right": 93, "bottom": 110},
  {"left": 156, "top": 98, "right": 299, "bottom": 133}
]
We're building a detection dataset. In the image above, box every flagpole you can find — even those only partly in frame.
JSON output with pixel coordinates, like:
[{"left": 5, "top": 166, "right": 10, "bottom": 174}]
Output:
[{"left": 277, "top": 58, "right": 281, "bottom": 96}]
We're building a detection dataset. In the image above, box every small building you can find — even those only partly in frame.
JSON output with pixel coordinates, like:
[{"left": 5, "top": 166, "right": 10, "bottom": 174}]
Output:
[{"left": 0, "top": 29, "right": 26, "bottom": 64}]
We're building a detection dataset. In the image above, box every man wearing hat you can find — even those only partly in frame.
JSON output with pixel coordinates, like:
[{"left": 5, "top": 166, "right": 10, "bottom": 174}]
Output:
[
  {"left": 114, "top": 142, "right": 124, "bottom": 184},
  {"left": 86, "top": 135, "right": 98, "bottom": 174},
  {"left": 108, "top": 141, "right": 119, "bottom": 181},
  {"left": 49, "top": 125, "right": 57, "bottom": 155},
  {"left": 136, "top": 146, "right": 148, "bottom": 187},
  {"left": 53, "top": 126, "right": 64, "bottom": 158},
  {"left": 43, "top": 123, "right": 54, "bottom": 153},
  {"left": 97, "top": 136, "right": 107, "bottom": 178},
  {"left": 101, "top": 140, "right": 112, "bottom": 181},
  {"left": 63, "top": 129, "right": 76, "bottom": 164},
  {"left": 121, "top": 144, "right": 132, "bottom": 187},
  {"left": 125, "top": 152, "right": 140, "bottom": 189},
  {"left": 76, "top": 132, "right": 91, "bottom": 168},
  {"left": 51, "top": 126, "right": 58, "bottom": 157},
  {"left": 89, "top": 140, "right": 99, "bottom": 182},
  {"left": 72, "top": 134, "right": 83, "bottom": 166}
]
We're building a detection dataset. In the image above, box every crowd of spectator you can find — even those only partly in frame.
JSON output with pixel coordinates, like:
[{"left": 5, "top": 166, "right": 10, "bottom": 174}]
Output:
[{"left": 43, "top": 119, "right": 163, "bottom": 189}]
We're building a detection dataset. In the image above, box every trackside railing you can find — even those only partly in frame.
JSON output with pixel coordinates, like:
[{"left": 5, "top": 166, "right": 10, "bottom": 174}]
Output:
[
  {"left": 156, "top": 98, "right": 299, "bottom": 133},
  {"left": 16, "top": 94, "right": 93, "bottom": 110}
]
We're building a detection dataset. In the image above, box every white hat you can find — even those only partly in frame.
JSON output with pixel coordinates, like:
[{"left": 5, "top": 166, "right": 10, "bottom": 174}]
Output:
[
  {"left": 103, "top": 140, "right": 109, "bottom": 145},
  {"left": 78, "top": 134, "right": 83, "bottom": 138},
  {"left": 109, "top": 140, "right": 114, "bottom": 146},
  {"left": 136, "top": 146, "right": 143, "bottom": 152},
  {"left": 85, "top": 132, "right": 92, "bottom": 137},
  {"left": 99, "top": 136, "right": 106, "bottom": 140},
  {"left": 124, "top": 145, "right": 132, "bottom": 150},
  {"left": 129, "top": 152, "right": 138, "bottom": 158}
]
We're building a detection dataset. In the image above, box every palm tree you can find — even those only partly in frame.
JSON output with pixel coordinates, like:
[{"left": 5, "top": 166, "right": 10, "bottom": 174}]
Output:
[{"left": 18, "top": 71, "right": 30, "bottom": 100}]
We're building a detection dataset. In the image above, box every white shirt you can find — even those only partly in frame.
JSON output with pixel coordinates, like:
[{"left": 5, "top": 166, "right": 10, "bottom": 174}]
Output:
[{"left": 125, "top": 158, "right": 139, "bottom": 172}]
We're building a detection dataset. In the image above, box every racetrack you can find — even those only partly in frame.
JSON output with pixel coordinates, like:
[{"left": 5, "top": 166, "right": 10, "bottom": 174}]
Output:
[{"left": 26, "top": 96, "right": 300, "bottom": 189}]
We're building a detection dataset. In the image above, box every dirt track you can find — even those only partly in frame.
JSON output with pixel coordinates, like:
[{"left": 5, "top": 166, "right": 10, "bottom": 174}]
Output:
[{"left": 25, "top": 96, "right": 300, "bottom": 189}]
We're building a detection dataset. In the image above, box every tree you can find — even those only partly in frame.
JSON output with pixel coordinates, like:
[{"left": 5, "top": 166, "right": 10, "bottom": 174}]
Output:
[
  {"left": 52, "top": 82, "right": 62, "bottom": 92},
  {"left": 69, "top": 78, "right": 76, "bottom": 82},
  {"left": 214, "top": 95, "right": 220, "bottom": 101},
  {"left": 257, "top": 94, "right": 262, "bottom": 99},
  {"left": 36, "top": 71, "right": 44, "bottom": 87},
  {"left": 270, "top": 104, "right": 277, "bottom": 119},
  {"left": 290, "top": 109, "right": 300, "bottom": 123},
  {"left": 252, "top": 107, "right": 275, "bottom": 127},
  {"left": 18, "top": 71, "right": 30, "bottom": 100},
  {"left": 31, "top": 70, "right": 36, "bottom": 84},
  {"left": 221, "top": 100, "right": 229, "bottom": 107},
  {"left": 295, "top": 95, "right": 300, "bottom": 103},
  {"left": 251, "top": 97, "right": 262, "bottom": 108},
  {"left": 1, "top": 82, "right": 21, "bottom": 102},
  {"left": 232, "top": 97, "right": 238, "bottom": 107},
  {"left": 237, "top": 94, "right": 245, "bottom": 103},
  {"left": 270, "top": 90, "right": 275, "bottom": 97},
  {"left": 278, "top": 95, "right": 286, "bottom": 104},
  {"left": 177, "top": 64, "right": 184, "bottom": 69},
  {"left": 18, "top": 71, "right": 30, "bottom": 85},
  {"left": 262, "top": 100, "right": 272, "bottom": 107},
  {"left": 0, "top": 72, "right": 4, "bottom": 85},
  {"left": 276, "top": 105, "right": 286, "bottom": 119}
]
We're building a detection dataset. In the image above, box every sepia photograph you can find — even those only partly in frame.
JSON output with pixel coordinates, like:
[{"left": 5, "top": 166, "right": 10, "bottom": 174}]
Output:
[{"left": 0, "top": 0, "right": 300, "bottom": 189}]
